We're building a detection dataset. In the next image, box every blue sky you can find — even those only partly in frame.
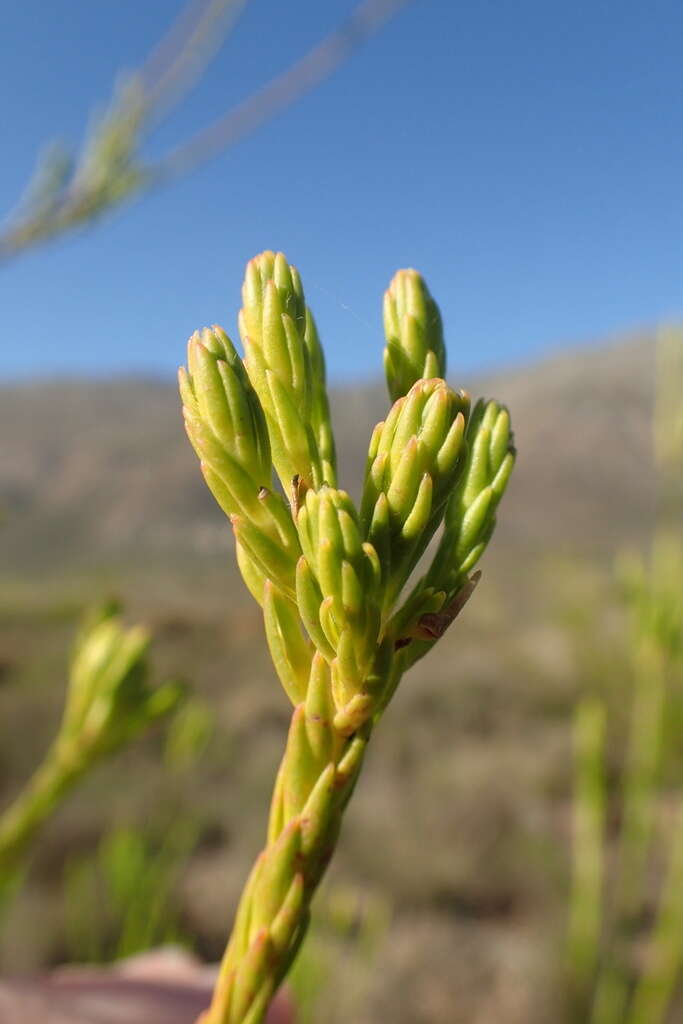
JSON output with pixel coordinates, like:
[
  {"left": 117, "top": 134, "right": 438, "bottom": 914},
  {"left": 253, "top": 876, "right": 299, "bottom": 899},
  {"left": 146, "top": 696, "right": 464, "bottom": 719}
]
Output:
[{"left": 2, "top": 0, "right": 682, "bottom": 382}]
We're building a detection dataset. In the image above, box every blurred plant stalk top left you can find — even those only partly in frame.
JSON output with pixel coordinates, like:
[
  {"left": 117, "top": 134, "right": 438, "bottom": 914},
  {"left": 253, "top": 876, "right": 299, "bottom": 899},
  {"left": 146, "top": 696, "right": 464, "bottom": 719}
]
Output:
[
  {"left": 0, "top": 0, "right": 411, "bottom": 263},
  {"left": 0, "top": 602, "right": 183, "bottom": 898}
]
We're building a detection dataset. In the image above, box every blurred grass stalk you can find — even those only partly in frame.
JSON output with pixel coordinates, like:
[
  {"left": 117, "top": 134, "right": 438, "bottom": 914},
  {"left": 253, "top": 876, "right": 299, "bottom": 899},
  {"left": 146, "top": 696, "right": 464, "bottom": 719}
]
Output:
[
  {"left": 628, "top": 805, "right": 683, "bottom": 1024},
  {"left": 0, "top": 0, "right": 412, "bottom": 263},
  {"left": 64, "top": 821, "right": 199, "bottom": 963},
  {"left": 567, "top": 327, "right": 683, "bottom": 1023},
  {"left": 287, "top": 883, "right": 391, "bottom": 1023},
  {"left": 62, "top": 697, "right": 212, "bottom": 962},
  {"left": 0, "top": 741, "right": 81, "bottom": 899},
  {"left": 566, "top": 696, "right": 606, "bottom": 1010},
  {"left": 590, "top": 636, "right": 668, "bottom": 1024},
  {"left": 0, "top": 604, "right": 183, "bottom": 900}
]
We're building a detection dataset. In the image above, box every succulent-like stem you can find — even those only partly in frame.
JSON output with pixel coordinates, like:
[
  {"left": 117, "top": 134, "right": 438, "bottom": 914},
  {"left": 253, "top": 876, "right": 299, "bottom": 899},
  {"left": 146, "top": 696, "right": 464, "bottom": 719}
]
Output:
[
  {"left": 199, "top": 652, "right": 375, "bottom": 1024},
  {"left": 180, "top": 252, "right": 515, "bottom": 1023}
]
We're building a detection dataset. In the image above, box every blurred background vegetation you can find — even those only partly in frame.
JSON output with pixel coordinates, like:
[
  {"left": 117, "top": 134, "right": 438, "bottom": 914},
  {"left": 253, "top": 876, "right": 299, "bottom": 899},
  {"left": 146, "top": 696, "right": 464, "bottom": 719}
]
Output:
[{"left": 2, "top": 327, "right": 681, "bottom": 1022}]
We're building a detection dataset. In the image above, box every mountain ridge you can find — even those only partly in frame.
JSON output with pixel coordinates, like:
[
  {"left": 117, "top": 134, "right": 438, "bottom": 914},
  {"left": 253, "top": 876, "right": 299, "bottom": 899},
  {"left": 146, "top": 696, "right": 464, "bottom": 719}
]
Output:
[{"left": 0, "top": 332, "right": 657, "bottom": 576}]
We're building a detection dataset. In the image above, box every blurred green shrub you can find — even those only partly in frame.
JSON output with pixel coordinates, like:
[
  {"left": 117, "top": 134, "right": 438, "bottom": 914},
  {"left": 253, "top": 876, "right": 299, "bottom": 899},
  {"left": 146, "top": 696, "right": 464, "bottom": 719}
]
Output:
[
  {"left": 0, "top": 602, "right": 184, "bottom": 908},
  {"left": 63, "top": 820, "right": 199, "bottom": 963},
  {"left": 566, "top": 328, "right": 683, "bottom": 1024},
  {"left": 288, "top": 883, "right": 391, "bottom": 1024}
]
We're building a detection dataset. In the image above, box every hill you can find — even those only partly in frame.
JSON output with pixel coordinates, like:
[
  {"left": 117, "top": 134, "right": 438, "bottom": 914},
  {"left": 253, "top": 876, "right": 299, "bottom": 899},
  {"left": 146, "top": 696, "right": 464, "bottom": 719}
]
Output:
[{"left": 0, "top": 332, "right": 657, "bottom": 581}]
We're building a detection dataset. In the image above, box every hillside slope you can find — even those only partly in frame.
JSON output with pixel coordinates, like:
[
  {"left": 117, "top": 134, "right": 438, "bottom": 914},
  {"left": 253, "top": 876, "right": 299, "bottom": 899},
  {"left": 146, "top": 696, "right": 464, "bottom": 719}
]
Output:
[{"left": 0, "top": 333, "right": 656, "bottom": 576}]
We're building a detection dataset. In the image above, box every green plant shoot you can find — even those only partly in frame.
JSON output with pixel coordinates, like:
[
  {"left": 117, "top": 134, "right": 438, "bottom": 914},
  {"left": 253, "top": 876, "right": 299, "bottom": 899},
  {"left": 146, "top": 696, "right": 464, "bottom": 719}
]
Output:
[
  {"left": 179, "top": 252, "right": 515, "bottom": 1024},
  {"left": 0, "top": 603, "right": 184, "bottom": 892}
]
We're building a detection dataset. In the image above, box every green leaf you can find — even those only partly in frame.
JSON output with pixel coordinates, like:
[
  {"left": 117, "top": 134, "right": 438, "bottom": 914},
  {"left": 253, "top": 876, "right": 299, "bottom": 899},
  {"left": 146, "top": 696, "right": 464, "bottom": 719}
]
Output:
[{"left": 383, "top": 268, "right": 446, "bottom": 401}]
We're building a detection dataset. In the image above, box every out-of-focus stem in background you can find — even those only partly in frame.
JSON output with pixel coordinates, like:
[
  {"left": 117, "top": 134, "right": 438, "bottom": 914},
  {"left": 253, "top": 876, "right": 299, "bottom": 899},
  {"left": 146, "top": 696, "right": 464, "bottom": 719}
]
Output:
[
  {"left": 567, "top": 327, "right": 683, "bottom": 1024},
  {"left": 566, "top": 696, "right": 606, "bottom": 1013},
  {"left": 0, "top": 0, "right": 411, "bottom": 264},
  {"left": 0, "top": 606, "right": 183, "bottom": 905}
]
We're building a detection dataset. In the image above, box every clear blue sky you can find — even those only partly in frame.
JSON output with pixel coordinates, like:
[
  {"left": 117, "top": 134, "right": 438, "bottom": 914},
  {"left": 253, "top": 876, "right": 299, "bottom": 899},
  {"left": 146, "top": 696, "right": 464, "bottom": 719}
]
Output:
[{"left": 2, "top": 0, "right": 682, "bottom": 381}]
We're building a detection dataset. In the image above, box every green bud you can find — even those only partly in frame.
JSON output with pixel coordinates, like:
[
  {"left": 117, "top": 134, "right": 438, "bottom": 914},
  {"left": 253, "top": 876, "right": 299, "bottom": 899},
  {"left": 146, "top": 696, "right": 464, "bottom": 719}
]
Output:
[
  {"left": 241, "top": 250, "right": 306, "bottom": 340},
  {"left": 426, "top": 398, "right": 515, "bottom": 597},
  {"left": 180, "top": 323, "right": 305, "bottom": 598},
  {"left": 180, "top": 327, "right": 271, "bottom": 518},
  {"left": 383, "top": 269, "right": 446, "bottom": 401},
  {"left": 267, "top": 652, "right": 337, "bottom": 845},
  {"left": 269, "top": 872, "right": 305, "bottom": 955},
  {"left": 296, "top": 487, "right": 381, "bottom": 701},
  {"left": 334, "top": 733, "right": 368, "bottom": 807},
  {"left": 231, "top": 506, "right": 299, "bottom": 603},
  {"left": 263, "top": 582, "right": 312, "bottom": 705},
  {"left": 360, "top": 378, "right": 469, "bottom": 608},
  {"left": 180, "top": 327, "right": 306, "bottom": 600},
  {"left": 281, "top": 705, "right": 329, "bottom": 821},
  {"left": 298, "top": 762, "right": 336, "bottom": 865},
  {"left": 230, "top": 929, "right": 274, "bottom": 1022},
  {"left": 61, "top": 605, "right": 184, "bottom": 764},
  {"left": 248, "top": 819, "right": 302, "bottom": 939},
  {"left": 235, "top": 540, "right": 267, "bottom": 606},
  {"left": 295, "top": 557, "right": 337, "bottom": 662},
  {"left": 303, "top": 309, "right": 337, "bottom": 486},
  {"left": 239, "top": 251, "right": 334, "bottom": 495},
  {"left": 303, "top": 653, "right": 337, "bottom": 764}
]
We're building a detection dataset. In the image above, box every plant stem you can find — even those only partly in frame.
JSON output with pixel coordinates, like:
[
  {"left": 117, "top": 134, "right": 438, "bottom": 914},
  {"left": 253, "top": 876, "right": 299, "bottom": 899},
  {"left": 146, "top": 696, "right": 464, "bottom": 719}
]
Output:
[
  {"left": 566, "top": 697, "right": 606, "bottom": 1016},
  {"left": 628, "top": 803, "right": 683, "bottom": 1024},
  {"left": 199, "top": 655, "right": 378, "bottom": 1024},
  {"left": 591, "top": 639, "right": 666, "bottom": 1024},
  {"left": 0, "top": 746, "right": 80, "bottom": 879}
]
